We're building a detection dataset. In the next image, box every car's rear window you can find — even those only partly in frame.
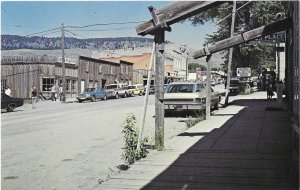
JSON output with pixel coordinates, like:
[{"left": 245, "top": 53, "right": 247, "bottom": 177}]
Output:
[
  {"left": 105, "top": 85, "right": 118, "bottom": 89},
  {"left": 84, "top": 88, "right": 95, "bottom": 92}
]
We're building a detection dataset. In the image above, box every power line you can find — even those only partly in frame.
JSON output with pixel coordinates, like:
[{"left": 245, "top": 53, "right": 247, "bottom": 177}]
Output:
[
  {"left": 64, "top": 29, "right": 88, "bottom": 39},
  {"left": 216, "top": 1, "right": 252, "bottom": 26},
  {"left": 68, "top": 26, "right": 133, "bottom": 32},
  {"left": 37, "top": 30, "right": 61, "bottom": 37},
  {"left": 24, "top": 20, "right": 145, "bottom": 38},
  {"left": 66, "top": 20, "right": 146, "bottom": 29},
  {"left": 26, "top": 27, "right": 61, "bottom": 37},
  {"left": 236, "top": 11, "right": 251, "bottom": 31}
]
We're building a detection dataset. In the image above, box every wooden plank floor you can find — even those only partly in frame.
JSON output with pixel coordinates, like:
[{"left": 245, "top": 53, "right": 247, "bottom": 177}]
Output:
[{"left": 101, "top": 100, "right": 297, "bottom": 190}]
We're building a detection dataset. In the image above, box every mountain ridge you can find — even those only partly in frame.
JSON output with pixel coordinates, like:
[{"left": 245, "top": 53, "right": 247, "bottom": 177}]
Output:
[{"left": 1, "top": 34, "right": 153, "bottom": 50}]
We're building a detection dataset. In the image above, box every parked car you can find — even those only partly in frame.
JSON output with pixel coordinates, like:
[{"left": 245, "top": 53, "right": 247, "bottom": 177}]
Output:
[
  {"left": 1, "top": 93, "right": 24, "bottom": 112},
  {"left": 162, "top": 82, "right": 222, "bottom": 114},
  {"left": 77, "top": 87, "right": 107, "bottom": 103},
  {"left": 204, "top": 79, "right": 216, "bottom": 86},
  {"left": 229, "top": 77, "right": 240, "bottom": 92},
  {"left": 144, "top": 85, "right": 155, "bottom": 95},
  {"left": 217, "top": 78, "right": 225, "bottom": 84},
  {"left": 128, "top": 84, "right": 145, "bottom": 96},
  {"left": 104, "top": 83, "right": 131, "bottom": 98},
  {"left": 229, "top": 77, "right": 254, "bottom": 93},
  {"left": 211, "top": 80, "right": 216, "bottom": 86}
]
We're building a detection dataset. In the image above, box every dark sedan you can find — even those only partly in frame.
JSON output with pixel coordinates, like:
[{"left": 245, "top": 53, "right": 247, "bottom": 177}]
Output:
[{"left": 1, "top": 93, "right": 24, "bottom": 112}]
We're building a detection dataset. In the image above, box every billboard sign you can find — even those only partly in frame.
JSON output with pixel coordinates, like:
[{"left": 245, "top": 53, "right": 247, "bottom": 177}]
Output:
[{"left": 237, "top": 67, "right": 251, "bottom": 77}]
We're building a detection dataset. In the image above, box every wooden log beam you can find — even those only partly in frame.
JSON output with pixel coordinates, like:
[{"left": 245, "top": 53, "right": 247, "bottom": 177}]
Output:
[
  {"left": 136, "top": 1, "right": 225, "bottom": 36},
  {"left": 193, "top": 17, "right": 293, "bottom": 59}
]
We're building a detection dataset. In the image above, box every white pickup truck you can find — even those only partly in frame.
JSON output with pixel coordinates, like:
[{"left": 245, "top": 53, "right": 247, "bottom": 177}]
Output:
[{"left": 104, "top": 83, "right": 131, "bottom": 99}]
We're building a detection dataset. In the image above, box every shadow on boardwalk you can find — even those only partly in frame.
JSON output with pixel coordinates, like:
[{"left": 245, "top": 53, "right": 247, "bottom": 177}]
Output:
[{"left": 140, "top": 99, "right": 299, "bottom": 190}]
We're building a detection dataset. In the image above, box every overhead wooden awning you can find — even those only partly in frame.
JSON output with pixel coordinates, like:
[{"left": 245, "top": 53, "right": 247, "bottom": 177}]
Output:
[
  {"left": 193, "top": 17, "right": 293, "bottom": 59},
  {"left": 136, "top": 1, "right": 225, "bottom": 36}
]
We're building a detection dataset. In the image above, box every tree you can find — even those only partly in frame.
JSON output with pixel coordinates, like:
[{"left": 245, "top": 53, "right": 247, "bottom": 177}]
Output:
[
  {"left": 188, "top": 63, "right": 206, "bottom": 72},
  {"left": 188, "top": 1, "right": 288, "bottom": 75}
]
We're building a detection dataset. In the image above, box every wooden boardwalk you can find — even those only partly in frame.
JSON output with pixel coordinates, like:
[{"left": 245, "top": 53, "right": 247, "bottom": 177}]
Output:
[{"left": 101, "top": 99, "right": 298, "bottom": 190}]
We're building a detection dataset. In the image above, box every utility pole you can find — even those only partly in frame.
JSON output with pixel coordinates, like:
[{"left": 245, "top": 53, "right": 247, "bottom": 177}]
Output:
[
  {"left": 61, "top": 23, "right": 66, "bottom": 102},
  {"left": 206, "top": 54, "right": 212, "bottom": 119},
  {"left": 225, "top": 1, "right": 236, "bottom": 105},
  {"left": 154, "top": 29, "right": 165, "bottom": 149}
]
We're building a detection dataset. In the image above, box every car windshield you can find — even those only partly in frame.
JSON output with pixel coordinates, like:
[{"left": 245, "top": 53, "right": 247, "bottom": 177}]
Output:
[
  {"left": 84, "top": 88, "right": 95, "bottom": 92},
  {"left": 105, "top": 85, "right": 118, "bottom": 89},
  {"left": 196, "top": 84, "right": 205, "bottom": 92},
  {"left": 240, "top": 77, "right": 251, "bottom": 82},
  {"left": 166, "top": 84, "right": 194, "bottom": 93},
  {"left": 230, "top": 80, "right": 239, "bottom": 84}
]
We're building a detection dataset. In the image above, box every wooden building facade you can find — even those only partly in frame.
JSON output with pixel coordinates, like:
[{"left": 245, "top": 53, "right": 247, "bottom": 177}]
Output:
[
  {"left": 1, "top": 55, "right": 134, "bottom": 99},
  {"left": 78, "top": 56, "right": 133, "bottom": 93},
  {"left": 1, "top": 56, "right": 78, "bottom": 99}
]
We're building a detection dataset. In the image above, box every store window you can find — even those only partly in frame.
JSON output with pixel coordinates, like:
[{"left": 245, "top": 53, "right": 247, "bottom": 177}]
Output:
[
  {"left": 71, "top": 80, "right": 76, "bottom": 92},
  {"left": 66, "top": 80, "right": 70, "bottom": 91},
  {"left": 42, "top": 78, "right": 54, "bottom": 91},
  {"left": 1, "top": 80, "right": 7, "bottom": 93}
]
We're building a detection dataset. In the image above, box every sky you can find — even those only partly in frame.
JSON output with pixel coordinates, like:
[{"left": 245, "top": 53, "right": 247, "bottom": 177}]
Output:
[{"left": 1, "top": 1, "right": 218, "bottom": 49}]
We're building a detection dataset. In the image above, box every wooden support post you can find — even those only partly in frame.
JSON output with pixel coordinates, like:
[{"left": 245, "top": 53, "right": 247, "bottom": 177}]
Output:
[
  {"left": 206, "top": 54, "right": 212, "bottom": 119},
  {"left": 154, "top": 29, "right": 165, "bottom": 149}
]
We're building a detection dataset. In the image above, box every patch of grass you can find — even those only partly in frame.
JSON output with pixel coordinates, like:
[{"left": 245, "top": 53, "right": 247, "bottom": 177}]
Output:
[{"left": 185, "top": 112, "right": 205, "bottom": 128}]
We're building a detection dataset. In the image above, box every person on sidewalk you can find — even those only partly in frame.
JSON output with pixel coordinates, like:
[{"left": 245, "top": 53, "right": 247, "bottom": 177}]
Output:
[
  {"left": 267, "top": 84, "right": 274, "bottom": 100},
  {"left": 4, "top": 86, "right": 11, "bottom": 97},
  {"left": 50, "top": 84, "right": 56, "bottom": 101},
  {"left": 58, "top": 84, "right": 63, "bottom": 101},
  {"left": 31, "top": 86, "right": 38, "bottom": 109}
]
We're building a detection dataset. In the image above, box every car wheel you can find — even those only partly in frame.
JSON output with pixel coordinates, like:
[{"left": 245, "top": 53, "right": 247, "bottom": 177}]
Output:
[
  {"left": 139, "top": 91, "right": 143, "bottom": 96},
  {"left": 103, "top": 96, "right": 107, "bottom": 101},
  {"left": 7, "top": 104, "right": 15, "bottom": 112},
  {"left": 78, "top": 100, "right": 82, "bottom": 103},
  {"left": 164, "top": 110, "right": 171, "bottom": 117},
  {"left": 115, "top": 93, "right": 119, "bottom": 99},
  {"left": 123, "top": 93, "right": 127, "bottom": 98},
  {"left": 91, "top": 96, "right": 96, "bottom": 102},
  {"left": 214, "top": 102, "right": 219, "bottom": 110}
]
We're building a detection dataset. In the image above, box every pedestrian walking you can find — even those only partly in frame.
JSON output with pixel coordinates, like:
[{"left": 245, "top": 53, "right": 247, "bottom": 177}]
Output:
[
  {"left": 59, "top": 84, "right": 63, "bottom": 101},
  {"left": 51, "top": 84, "right": 56, "bottom": 101},
  {"left": 267, "top": 84, "right": 274, "bottom": 100},
  {"left": 31, "top": 86, "right": 38, "bottom": 109},
  {"left": 5, "top": 86, "right": 11, "bottom": 96}
]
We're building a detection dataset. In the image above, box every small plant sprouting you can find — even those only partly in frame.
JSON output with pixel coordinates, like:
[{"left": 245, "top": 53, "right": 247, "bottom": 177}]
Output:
[
  {"left": 121, "top": 113, "right": 149, "bottom": 165},
  {"left": 185, "top": 112, "right": 205, "bottom": 128}
]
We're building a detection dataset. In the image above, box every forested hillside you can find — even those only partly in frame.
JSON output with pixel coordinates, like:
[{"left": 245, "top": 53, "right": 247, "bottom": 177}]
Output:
[{"left": 1, "top": 35, "right": 153, "bottom": 50}]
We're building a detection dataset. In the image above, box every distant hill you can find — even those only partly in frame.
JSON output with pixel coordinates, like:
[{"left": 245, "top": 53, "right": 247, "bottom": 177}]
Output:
[{"left": 1, "top": 35, "right": 153, "bottom": 50}]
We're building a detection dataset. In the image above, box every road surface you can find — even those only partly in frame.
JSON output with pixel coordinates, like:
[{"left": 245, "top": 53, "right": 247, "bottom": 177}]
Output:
[{"left": 1, "top": 95, "right": 188, "bottom": 189}]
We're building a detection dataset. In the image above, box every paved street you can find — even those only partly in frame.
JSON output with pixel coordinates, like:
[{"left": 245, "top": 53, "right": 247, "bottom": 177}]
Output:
[{"left": 1, "top": 95, "right": 188, "bottom": 189}]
